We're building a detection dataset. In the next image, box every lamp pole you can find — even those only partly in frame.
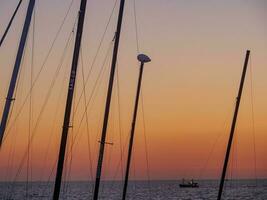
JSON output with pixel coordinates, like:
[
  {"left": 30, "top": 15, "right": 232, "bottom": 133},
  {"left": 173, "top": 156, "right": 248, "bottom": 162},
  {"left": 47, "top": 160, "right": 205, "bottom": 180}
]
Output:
[{"left": 122, "top": 54, "right": 151, "bottom": 200}]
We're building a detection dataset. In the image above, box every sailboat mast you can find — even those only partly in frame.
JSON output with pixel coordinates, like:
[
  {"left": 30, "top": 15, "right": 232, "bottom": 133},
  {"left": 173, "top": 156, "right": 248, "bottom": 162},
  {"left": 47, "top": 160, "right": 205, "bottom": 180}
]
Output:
[
  {"left": 52, "top": 0, "right": 87, "bottom": 199},
  {"left": 93, "top": 0, "right": 126, "bottom": 199},
  {"left": 122, "top": 54, "right": 151, "bottom": 200},
  {"left": 0, "top": 0, "right": 23, "bottom": 47},
  {"left": 217, "top": 50, "right": 250, "bottom": 200},
  {"left": 0, "top": 0, "right": 35, "bottom": 147}
]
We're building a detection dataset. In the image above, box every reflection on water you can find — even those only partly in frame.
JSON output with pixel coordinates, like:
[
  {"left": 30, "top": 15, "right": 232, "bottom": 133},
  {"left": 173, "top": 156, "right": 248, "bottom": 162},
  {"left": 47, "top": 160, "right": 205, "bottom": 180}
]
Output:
[{"left": 0, "top": 179, "right": 266, "bottom": 199}]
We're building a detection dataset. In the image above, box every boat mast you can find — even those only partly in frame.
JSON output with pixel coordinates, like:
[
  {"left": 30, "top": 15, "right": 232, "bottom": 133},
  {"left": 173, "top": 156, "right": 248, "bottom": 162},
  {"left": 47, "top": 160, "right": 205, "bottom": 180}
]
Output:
[
  {"left": 0, "top": 0, "right": 35, "bottom": 147},
  {"left": 217, "top": 50, "right": 250, "bottom": 200},
  {"left": 122, "top": 54, "right": 151, "bottom": 200},
  {"left": 0, "top": 0, "right": 23, "bottom": 47},
  {"left": 93, "top": 0, "right": 126, "bottom": 199},
  {"left": 52, "top": 0, "right": 87, "bottom": 199}
]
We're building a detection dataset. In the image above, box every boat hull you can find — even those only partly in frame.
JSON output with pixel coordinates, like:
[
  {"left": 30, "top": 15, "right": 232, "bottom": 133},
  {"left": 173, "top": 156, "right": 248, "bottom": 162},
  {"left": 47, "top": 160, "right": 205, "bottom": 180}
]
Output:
[{"left": 179, "top": 184, "right": 199, "bottom": 188}]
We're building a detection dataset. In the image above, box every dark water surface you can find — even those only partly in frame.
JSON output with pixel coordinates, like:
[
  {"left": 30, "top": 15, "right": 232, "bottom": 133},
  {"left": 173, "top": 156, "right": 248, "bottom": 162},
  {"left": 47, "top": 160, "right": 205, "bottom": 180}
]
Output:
[{"left": 0, "top": 179, "right": 266, "bottom": 199}]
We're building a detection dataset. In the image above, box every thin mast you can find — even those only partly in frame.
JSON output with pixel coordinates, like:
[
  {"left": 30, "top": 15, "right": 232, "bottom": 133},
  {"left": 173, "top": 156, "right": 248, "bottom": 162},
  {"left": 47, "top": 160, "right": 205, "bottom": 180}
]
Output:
[
  {"left": 93, "top": 0, "right": 126, "bottom": 199},
  {"left": 0, "top": 0, "right": 35, "bottom": 147},
  {"left": 52, "top": 0, "right": 87, "bottom": 199},
  {"left": 217, "top": 50, "right": 250, "bottom": 200},
  {"left": 0, "top": 0, "right": 23, "bottom": 47},
  {"left": 122, "top": 54, "right": 151, "bottom": 200}
]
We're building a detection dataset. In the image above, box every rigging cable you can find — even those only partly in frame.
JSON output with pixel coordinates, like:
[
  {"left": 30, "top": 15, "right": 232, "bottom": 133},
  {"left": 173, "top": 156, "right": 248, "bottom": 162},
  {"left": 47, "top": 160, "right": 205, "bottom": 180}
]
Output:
[
  {"left": 81, "top": 48, "right": 94, "bottom": 182},
  {"left": 5, "top": 24, "right": 76, "bottom": 198},
  {"left": 3, "top": 20, "right": 30, "bottom": 199},
  {"left": 40, "top": 40, "right": 114, "bottom": 198},
  {"left": 26, "top": 4, "right": 36, "bottom": 199},
  {"left": 133, "top": 0, "right": 140, "bottom": 54},
  {"left": 116, "top": 62, "right": 125, "bottom": 179},
  {"left": 1, "top": 0, "right": 76, "bottom": 146},
  {"left": 62, "top": 80, "right": 77, "bottom": 199},
  {"left": 0, "top": 0, "right": 23, "bottom": 47},
  {"left": 3, "top": 28, "right": 27, "bottom": 200},
  {"left": 72, "top": 0, "right": 118, "bottom": 116},
  {"left": 39, "top": 47, "right": 71, "bottom": 199},
  {"left": 39, "top": 15, "right": 78, "bottom": 186},
  {"left": 140, "top": 89, "right": 152, "bottom": 199},
  {"left": 249, "top": 54, "right": 258, "bottom": 189},
  {"left": 198, "top": 102, "right": 235, "bottom": 179},
  {"left": 134, "top": 0, "right": 152, "bottom": 197},
  {"left": 66, "top": 41, "right": 114, "bottom": 157}
]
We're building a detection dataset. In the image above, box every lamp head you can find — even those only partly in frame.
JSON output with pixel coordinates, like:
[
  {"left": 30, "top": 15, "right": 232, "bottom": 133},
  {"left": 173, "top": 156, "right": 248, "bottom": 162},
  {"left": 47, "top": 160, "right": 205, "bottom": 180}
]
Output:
[{"left": 137, "top": 54, "right": 151, "bottom": 63}]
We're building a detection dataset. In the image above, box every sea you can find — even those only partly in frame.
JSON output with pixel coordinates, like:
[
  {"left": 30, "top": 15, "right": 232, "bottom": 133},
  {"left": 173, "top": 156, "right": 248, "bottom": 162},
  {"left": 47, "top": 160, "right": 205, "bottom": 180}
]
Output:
[{"left": 0, "top": 179, "right": 266, "bottom": 199}]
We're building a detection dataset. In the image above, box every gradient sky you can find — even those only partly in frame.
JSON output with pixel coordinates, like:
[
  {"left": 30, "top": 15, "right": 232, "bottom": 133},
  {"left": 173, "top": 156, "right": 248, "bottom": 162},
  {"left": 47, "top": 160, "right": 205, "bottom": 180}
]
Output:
[{"left": 0, "top": 0, "right": 266, "bottom": 182}]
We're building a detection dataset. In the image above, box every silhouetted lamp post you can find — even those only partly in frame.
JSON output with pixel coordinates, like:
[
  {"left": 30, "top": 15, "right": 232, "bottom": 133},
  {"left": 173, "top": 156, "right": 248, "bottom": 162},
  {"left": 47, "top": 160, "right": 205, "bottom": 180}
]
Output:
[{"left": 122, "top": 54, "right": 151, "bottom": 200}]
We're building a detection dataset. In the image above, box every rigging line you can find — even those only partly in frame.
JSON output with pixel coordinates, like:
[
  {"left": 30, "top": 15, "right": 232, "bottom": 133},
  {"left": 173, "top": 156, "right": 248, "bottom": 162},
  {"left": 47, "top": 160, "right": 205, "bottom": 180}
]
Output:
[
  {"left": 39, "top": 62, "right": 69, "bottom": 182},
  {"left": 60, "top": 46, "right": 114, "bottom": 194},
  {"left": 62, "top": 78, "right": 77, "bottom": 198},
  {"left": 1, "top": 0, "right": 76, "bottom": 145},
  {"left": 198, "top": 101, "right": 236, "bottom": 179},
  {"left": 66, "top": 41, "right": 114, "bottom": 154},
  {"left": 133, "top": 0, "right": 140, "bottom": 54},
  {"left": 39, "top": 64, "right": 70, "bottom": 198},
  {"left": 249, "top": 54, "right": 258, "bottom": 186},
  {"left": 5, "top": 27, "right": 76, "bottom": 192},
  {"left": 61, "top": 57, "right": 112, "bottom": 191},
  {"left": 2, "top": 29, "right": 25, "bottom": 184},
  {"left": 109, "top": 133, "right": 130, "bottom": 189},
  {"left": 227, "top": 129, "right": 238, "bottom": 198},
  {"left": 41, "top": 55, "right": 77, "bottom": 196},
  {"left": 3, "top": 126, "right": 18, "bottom": 199},
  {"left": 39, "top": 22, "right": 78, "bottom": 184},
  {"left": 132, "top": 145, "right": 137, "bottom": 199},
  {"left": 4, "top": 25, "right": 31, "bottom": 199},
  {"left": 3, "top": 16, "right": 78, "bottom": 147},
  {"left": 1, "top": 26, "right": 28, "bottom": 186},
  {"left": 116, "top": 62, "right": 124, "bottom": 179},
  {"left": 49, "top": 42, "right": 113, "bottom": 193},
  {"left": 0, "top": 0, "right": 23, "bottom": 47},
  {"left": 39, "top": 50, "right": 71, "bottom": 182},
  {"left": 73, "top": 0, "right": 118, "bottom": 116},
  {"left": 233, "top": 133, "right": 238, "bottom": 196},
  {"left": 63, "top": 64, "right": 79, "bottom": 197},
  {"left": 140, "top": 89, "right": 152, "bottom": 199},
  {"left": 106, "top": 83, "right": 118, "bottom": 176},
  {"left": 81, "top": 47, "right": 94, "bottom": 182},
  {"left": 101, "top": 92, "right": 116, "bottom": 194},
  {"left": 109, "top": 107, "right": 147, "bottom": 189},
  {"left": 60, "top": 46, "right": 113, "bottom": 197},
  {"left": 110, "top": 135, "right": 130, "bottom": 177},
  {"left": 4, "top": 24, "right": 29, "bottom": 200},
  {"left": 70, "top": 55, "right": 111, "bottom": 163},
  {"left": 3, "top": 96, "right": 20, "bottom": 199},
  {"left": 26, "top": 5, "right": 36, "bottom": 199}
]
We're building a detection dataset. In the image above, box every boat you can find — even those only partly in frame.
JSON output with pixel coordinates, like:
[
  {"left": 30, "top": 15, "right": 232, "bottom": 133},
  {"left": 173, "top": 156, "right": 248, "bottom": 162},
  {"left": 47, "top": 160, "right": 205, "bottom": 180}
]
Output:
[{"left": 179, "top": 179, "right": 199, "bottom": 188}]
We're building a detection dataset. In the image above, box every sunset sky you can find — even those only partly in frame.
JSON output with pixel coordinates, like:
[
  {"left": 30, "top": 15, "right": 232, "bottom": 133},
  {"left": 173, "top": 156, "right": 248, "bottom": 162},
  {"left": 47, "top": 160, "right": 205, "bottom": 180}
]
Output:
[{"left": 0, "top": 0, "right": 266, "bottom": 182}]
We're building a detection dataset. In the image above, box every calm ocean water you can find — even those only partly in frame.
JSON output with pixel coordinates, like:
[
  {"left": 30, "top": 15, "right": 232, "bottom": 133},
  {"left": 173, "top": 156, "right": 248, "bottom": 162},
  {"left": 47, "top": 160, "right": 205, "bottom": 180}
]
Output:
[{"left": 0, "top": 180, "right": 266, "bottom": 199}]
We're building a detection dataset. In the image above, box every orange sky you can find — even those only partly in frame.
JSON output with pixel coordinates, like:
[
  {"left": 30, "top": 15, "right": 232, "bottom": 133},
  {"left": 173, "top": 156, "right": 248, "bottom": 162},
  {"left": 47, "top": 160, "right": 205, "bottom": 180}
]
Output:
[{"left": 0, "top": 0, "right": 266, "bottom": 181}]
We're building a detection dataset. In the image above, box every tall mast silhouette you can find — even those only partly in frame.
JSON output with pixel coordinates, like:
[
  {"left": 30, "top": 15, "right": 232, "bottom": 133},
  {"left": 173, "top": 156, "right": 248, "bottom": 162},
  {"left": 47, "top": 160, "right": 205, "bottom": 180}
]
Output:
[
  {"left": 0, "top": 0, "right": 35, "bottom": 147},
  {"left": 122, "top": 54, "right": 151, "bottom": 200},
  {"left": 93, "top": 0, "right": 126, "bottom": 199},
  {"left": 52, "top": 0, "right": 88, "bottom": 199},
  {"left": 217, "top": 50, "right": 250, "bottom": 200}
]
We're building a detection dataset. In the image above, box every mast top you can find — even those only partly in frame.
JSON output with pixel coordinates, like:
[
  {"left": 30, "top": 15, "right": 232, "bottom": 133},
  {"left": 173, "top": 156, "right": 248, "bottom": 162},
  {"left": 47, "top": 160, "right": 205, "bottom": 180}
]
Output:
[{"left": 137, "top": 54, "right": 151, "bottom": 63}]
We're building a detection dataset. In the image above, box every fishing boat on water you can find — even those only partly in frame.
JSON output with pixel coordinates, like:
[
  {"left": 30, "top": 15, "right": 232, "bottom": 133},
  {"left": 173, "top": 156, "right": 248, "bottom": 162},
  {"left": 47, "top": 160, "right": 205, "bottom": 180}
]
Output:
[{"left": 179, "top": 179, "right": 199, "bottom": 188}]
